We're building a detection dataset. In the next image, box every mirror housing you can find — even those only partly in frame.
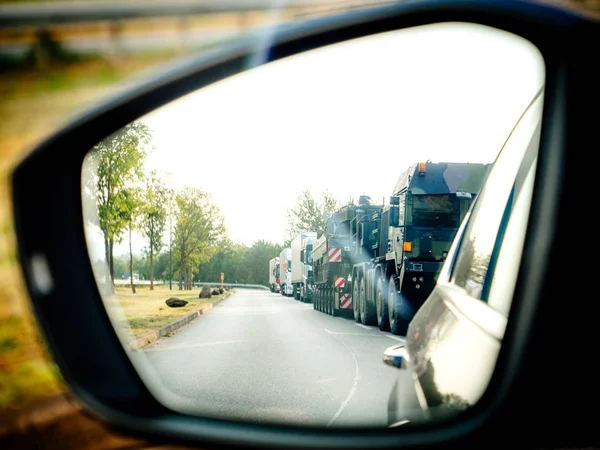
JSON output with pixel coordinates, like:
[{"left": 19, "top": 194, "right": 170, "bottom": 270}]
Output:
[{"left": 9, "top": 0, "right": 594, "bottom": 448}]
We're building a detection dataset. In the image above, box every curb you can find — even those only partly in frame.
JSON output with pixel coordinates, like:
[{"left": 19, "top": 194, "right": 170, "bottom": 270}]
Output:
[{"left": 127, "top": 293, "right": 231, "bottom": 351}]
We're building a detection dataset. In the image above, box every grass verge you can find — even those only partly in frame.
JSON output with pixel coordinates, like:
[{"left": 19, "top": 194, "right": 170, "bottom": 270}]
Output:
[{"left": 107, "top": 284, "right": 233, "bottom": 337}]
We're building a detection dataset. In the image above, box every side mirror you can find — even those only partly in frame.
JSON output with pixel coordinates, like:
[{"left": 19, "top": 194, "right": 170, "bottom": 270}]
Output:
[
  {"left": 383, "top": 344, "right": 409, "bottom": 369},
  {"left": 389, "top": 204, "right": 400, "bottom": 228}
]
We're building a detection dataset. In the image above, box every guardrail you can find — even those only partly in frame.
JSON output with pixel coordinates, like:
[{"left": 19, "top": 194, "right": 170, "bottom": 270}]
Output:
[
  {"left": 0, "top": 0, "right": 371, "bottom": 27},
  {"left": 0, "top": 0, "right": 382, "bottom": 68},
  {"left": 113, "top": 279, "right": 269, "bottom": 290}
]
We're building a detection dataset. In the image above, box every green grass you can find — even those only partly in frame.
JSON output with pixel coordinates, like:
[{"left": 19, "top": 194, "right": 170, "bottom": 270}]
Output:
[{"left": 108, "top": 285, "right": 233, "bottom": 336}]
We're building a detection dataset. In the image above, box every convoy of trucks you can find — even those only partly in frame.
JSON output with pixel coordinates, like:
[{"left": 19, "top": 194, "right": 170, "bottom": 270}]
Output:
[{"left": 271, "top": 160, "right": 491, "bottom": 335}]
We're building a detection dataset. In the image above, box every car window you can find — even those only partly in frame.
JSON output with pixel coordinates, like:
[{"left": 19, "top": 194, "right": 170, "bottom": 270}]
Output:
[{"left": 449, "top": 91, "right": 543, "bottom": 311}]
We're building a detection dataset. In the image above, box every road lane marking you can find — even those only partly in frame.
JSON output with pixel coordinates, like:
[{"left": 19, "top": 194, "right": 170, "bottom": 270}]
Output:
[
  {"left": 386, "top": 335, "right": 406, "bottom": 343},
  {"left": 355, "top": 324, "right": 371, "bottom": 330},
  {"left": 326, "top": 331, "right": 361, "bottom": 428}
]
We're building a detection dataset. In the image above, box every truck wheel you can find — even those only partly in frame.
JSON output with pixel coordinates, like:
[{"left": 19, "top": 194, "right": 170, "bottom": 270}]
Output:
[
  {"left": 360, "top": 276, "right": 376, "bottom": 326},
  {"left": 376, "top": 275, "right": 390, "bottom": 331},
  {"left": 388, "top": 276, "right": 414, "bottom": 336},
  {"left": 327, "top": 289, "right": 332, "bottom": 315},
  {"left": 352, "top": 275, "right": 361, "bottom": 323}
]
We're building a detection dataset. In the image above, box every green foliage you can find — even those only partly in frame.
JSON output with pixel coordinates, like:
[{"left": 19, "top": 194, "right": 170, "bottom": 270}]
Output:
[
  {"left": 199, "top": 239, "right": 282, "bottom": 286},
  {"left": 84, "top": 121, "right": 152, "bottom": 281},
  {"left": 173, "top": 187, "right": 226, "bottom": 289},
  {"left": 89, "top": 122, "right": 151, "bottom": 242},
  {"left": 285, "top": 189, "right": 343, "bottom": 242}
]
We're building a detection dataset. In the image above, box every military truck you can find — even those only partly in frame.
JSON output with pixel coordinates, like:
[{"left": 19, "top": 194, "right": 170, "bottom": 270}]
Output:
[
  {"left": 291, "top": 231, "right": 318, "bottom": 302},
  {"left": 314, "top": 161, "right": 491, "bottom": 335},
  {"left": 312, "top": 196, "right": 382, "bottom": 316}
]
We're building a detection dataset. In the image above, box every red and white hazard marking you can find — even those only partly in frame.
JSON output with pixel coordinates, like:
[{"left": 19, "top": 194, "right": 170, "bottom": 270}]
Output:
[
  {"left": 340, "top": 293, "right": 352, "bottom": 309},
  {"left": 334, "top": 277, "right": 345, "bottom": 288},
  {"left": 328, "top": 247, "right": 342, "bottom": 262}
]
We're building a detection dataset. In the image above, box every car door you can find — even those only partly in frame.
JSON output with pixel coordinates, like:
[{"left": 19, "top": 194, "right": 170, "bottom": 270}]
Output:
[{"left": 387, "top": 87, "right": 544, "bottom": 427}]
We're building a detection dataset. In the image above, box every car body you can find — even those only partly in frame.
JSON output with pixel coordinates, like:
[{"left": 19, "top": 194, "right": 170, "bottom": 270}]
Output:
[{"left": 386, "top": 86, "right": 543, "bottom": 427}]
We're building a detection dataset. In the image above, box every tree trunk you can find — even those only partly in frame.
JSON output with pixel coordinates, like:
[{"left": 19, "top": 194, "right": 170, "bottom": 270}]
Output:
[
  {"left": 129, "top": 223, "right": 136, "bottom": 294},
  {"left": 179, "top": 254, "right": 184, "bottom": 290},
  {"left": 104, "top": 237, "right": 115, "bottom": 295},
  {"left": 109, "top": 239, "right": 114, "bottom": 284},
  {"left": 169, "top": 217, "right": 173, "bottom": 290},
  {"left": 149, "top": 244, "right": 154, "bottom": 291}
]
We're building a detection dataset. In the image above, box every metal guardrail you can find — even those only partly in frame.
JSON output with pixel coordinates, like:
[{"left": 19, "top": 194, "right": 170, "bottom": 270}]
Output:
[
  {"left": 0, "top": 0, "right": 360, "bottom": 27},
  {"left": 113, "top": 279, "right": 269, "bottom": 290}
]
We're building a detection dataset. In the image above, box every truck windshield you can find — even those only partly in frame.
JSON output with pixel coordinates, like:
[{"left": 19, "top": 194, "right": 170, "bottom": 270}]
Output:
[{"left": 412, "top": 194, "right": 460, "bottom": 228}]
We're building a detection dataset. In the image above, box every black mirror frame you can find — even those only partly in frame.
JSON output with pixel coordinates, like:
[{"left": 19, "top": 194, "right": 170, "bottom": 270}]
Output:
[{"left": 10, "top": 0, "right": 599, "bottom": 448}]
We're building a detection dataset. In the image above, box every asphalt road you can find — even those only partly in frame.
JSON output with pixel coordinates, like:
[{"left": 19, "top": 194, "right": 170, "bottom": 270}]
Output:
[{"left": 136, "top": 287, "right": 404, "bottom": 429}]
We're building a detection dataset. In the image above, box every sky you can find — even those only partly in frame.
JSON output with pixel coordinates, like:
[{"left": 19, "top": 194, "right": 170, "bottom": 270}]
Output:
[{"left": 84, "top": 21, "right": 545, "bottom": 261}]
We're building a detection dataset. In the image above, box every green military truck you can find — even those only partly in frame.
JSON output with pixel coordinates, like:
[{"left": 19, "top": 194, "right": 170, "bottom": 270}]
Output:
[{"left": 313, "top": 161, "right": 491, "bottom": 335}]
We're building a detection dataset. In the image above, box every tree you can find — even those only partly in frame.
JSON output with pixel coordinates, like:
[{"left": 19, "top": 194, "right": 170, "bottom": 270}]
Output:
[
  {"left": 120, "top": 188, "right": 142, "bottom": 294},
  {"left": 285, "top": 189, "right": 343, "bottom": 242},
  {"left": 140, "top": 172, "right": 168, "bottom": 290},
  {"left": 85, "top": 122, "right": 151, "bottom": 284},
  {"left": 242, "top": 240, "right": 283, "bottom": 286},
  {"left": 173, "top": 187, "right": 226, "bottom": 290}
]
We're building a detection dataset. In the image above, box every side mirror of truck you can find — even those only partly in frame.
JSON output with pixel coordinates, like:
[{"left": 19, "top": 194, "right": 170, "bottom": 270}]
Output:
[{"left": 390, "top": 205, "right": 400, "bottom": 227}]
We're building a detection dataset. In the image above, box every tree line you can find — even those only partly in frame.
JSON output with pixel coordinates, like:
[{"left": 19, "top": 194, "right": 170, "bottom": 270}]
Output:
[
  {"left": 84, "top": 122, "right": 226, "bottom": 293},
  {"left": 83, "top": 122, "right": 346, "bottom": 293}
]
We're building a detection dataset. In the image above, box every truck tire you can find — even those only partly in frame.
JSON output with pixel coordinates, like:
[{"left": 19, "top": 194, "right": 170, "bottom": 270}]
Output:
[
  {"left": 352, "top": 274, "right": 361, "bottom": 323},
  {"left": 332, "top": 293, "right": 338, "bottom": 317},
  {"left": 376, "top": 275, "right": 390, "bottom": 331},
  {"left": 360, "top": 275, "right": 377, "bottom": 326},
  {"left": 327, "top": 289, "right": 332, "bottom": 315},
  {"left": 388, "top": 276, "right": 414, "bottom": 336}
]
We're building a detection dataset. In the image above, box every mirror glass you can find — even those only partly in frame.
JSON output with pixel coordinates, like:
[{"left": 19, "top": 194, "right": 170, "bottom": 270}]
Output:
[{"left": 81, "top": 22, "right": 545, "bottom": 428}]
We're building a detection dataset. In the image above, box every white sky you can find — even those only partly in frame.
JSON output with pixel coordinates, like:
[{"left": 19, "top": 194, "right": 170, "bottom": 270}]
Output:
[{"left": 85, "top": 21, "right": 545, "bottom": 260}]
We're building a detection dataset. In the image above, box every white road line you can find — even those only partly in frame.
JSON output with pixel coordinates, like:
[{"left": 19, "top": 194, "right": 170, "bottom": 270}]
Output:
[
  {"left": 355, "top": 324, "right": 371, "bottom": 330},
  {"left": 326, "top": 333, "right": 361, "bottom": 428}
]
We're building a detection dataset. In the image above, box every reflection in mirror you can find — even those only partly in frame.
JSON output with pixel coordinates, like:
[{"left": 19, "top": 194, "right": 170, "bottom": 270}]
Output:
[{"left": 81, "top": 22, "right": 545, "bottom": 428}]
